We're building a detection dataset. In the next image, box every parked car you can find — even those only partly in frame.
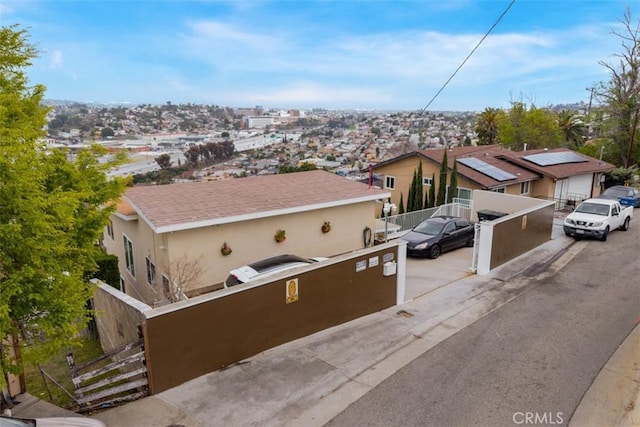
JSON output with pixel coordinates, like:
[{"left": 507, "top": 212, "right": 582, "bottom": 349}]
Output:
[
  {"left": 0, "top": 414, "right": 106, "bottom": 426},
  {"left": 597, "top": 185, "right": 640, "bottom": 208},
  {"left": 563, "top": 198, "right": 633, "bottom": 241},
  {"left": 224, "top": 254, "right": 327, "bottom": 287},
  {"left": 401, "top": 216, "right": 475, "bottom": 259}
]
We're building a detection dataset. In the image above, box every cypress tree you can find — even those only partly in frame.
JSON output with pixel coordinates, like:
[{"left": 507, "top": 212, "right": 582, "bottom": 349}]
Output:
[
  {"left": 428, "top": 173, "right": 436, "bottom": 208},
  {"left": 398, "top": 193, "right": 405, "bottom": 214},
  {"left": 414, "top": 162, "right": 423, "bottom": 210},
  {"left": 436, "top": 151, "right": 448, "bottom": 206},
  {"left": 448, "top": 159, "right": 458, "bottom": 203},
  {"left": 407, "top": 169, "right": 416, "bottom": 211}
]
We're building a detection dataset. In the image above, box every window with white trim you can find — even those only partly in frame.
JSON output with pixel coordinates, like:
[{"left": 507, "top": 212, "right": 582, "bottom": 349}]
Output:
[
  {"left": 457, "top": 187, "right": 472, "bottom": 200},
  {"left": 491, "top": 187, "right": 505, "bottom": 193},
  {"left": 106, "top": 220, "right": 114, "bottom": 239},
  {"left": 520, "top": 181, "right": 531, "bottom": 195},
  {"left": 146, "top": 257, "right": 156, "bottom": 285},
  {"left": 385, "top": 176, "right": 396, "bottom": 189},
  {"left": 422, "top": 177, "right": 433, "bottom": 186},
  {"left": 123, "top": 235, "right": 135, "bottom": 277}
]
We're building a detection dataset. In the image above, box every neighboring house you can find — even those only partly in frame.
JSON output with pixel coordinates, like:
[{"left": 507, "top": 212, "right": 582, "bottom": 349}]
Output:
[
  {"left": 373, "top": 145, "right": 614, "bottom": 210},
  {"left": 102, "top": 170, "right": 389, "bottom": 306}
]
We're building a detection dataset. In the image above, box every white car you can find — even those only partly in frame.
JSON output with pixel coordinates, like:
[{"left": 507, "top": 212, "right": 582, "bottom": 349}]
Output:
[
  {"left": 0, "top": 414, "right": 106, "bottom": 426},
  {"left": 224, "top": 254, "right": 327, "bottom": 287}
]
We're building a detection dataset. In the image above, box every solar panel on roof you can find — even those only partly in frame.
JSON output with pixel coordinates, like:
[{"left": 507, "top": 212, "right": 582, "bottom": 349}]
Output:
[
  {"left": 523, "top": 151, "right": 587, "bottom": 166},
  {"left": 457, "top": 157, "right": 517, "bottom": 182}
]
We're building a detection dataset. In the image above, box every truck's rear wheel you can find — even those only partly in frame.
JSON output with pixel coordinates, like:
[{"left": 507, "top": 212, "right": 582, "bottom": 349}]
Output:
[
  {"left": 600, "top": 226, "right": 610, "bottom": 241},
  {"left": 620, "top": 217, "right": 630, "bottom": 231}
]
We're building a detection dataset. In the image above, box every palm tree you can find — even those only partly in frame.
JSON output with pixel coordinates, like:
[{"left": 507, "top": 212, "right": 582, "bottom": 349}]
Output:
[
  {"left": 557, "top": 110, "right": 587, "bottom": 148},
  {"left": 474, "top": 108, "right": 501, "bottom": 145}
]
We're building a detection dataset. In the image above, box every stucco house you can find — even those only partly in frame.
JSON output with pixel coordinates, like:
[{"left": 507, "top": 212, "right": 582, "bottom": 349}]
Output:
[
  {"left": 372, "top": 145, "right": 614, "bottom": 210},
  {"left": 102, "top": 170, "right": 389, "bottom": 306}
]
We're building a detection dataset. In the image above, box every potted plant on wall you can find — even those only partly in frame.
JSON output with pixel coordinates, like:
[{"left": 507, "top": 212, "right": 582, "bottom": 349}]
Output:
[
  {"left": 220, "top": 242, "right": 232, "bottom": 256},
  {"left": 275, "top": 229, "right": 286, "bottom": 243},
  {"left": 321, "top": 221, "right": 331, "bottom": 233}
]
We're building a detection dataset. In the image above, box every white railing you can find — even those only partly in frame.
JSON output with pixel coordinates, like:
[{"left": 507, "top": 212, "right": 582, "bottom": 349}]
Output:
[{"left": 379, "top": 199, "right": 473, "bottom": 241}]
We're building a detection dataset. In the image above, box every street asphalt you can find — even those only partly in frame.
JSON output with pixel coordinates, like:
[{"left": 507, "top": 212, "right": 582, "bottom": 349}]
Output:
[{"left": 7, "top": 215, "right": 640, "bottom": 426}]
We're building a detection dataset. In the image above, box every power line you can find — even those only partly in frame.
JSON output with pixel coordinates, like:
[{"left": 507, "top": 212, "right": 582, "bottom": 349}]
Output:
[{"left": 415, "top": 0, "right": 517, "bottom": 118}]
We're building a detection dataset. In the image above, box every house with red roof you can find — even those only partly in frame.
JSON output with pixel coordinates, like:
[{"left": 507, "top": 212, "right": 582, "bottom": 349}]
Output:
[
  {"left": 372, "top": 145, "right": 614, "bottom": 211},
  {"left": 102, "top": 170, "right": 389, "bottom": 306}
]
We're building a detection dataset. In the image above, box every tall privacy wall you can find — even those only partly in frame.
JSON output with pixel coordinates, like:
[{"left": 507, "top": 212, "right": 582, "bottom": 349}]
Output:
[{"left": 142, "top": 242, "right": 404, "bottom": 393}]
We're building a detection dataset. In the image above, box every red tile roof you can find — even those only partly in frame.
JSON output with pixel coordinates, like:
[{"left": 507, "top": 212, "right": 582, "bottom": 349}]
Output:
[{"left": 124, "top": 170, "right": 389, "bottom": 233}]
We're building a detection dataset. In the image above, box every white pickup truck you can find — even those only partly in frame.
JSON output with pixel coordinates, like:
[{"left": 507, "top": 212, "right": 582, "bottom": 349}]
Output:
[{"left": 563, "top": 198, "right": 633, "bottom": 241}]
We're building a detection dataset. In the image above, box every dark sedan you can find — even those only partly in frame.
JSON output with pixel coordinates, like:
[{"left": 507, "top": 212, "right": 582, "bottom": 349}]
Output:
[
  {"left": 402, "top": 216, "right": 475, "bottom": 259},
  {"left": 598, "top": 185, "right": 640, "bottom": 208}
]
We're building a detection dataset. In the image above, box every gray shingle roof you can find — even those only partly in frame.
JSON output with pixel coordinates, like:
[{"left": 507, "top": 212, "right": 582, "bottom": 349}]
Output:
[{"left": 123, "top": 170, "right": 389, "bottom": 233}]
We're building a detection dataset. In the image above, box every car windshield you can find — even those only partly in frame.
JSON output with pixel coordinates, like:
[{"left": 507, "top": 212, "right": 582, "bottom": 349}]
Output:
[
  {"left": 413, "top": 220, "right": 445, "bottom": 235},
  {"left": 575, "top": 202, "right": 610, "bottom": 216},
  {"left": 604, "top": 187, "right": 630, "bottom": 197}
]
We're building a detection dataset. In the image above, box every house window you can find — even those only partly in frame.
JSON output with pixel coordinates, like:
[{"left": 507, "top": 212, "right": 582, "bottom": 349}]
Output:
[
  {"left": 457, "top": 188, "right": 472, "bottom": 200},
  {"left": 146, "top": 257, "right": 156, "bottom": 285},
  {"left": 123, "top": 235, "right": 135, "bottom": 277},
  {"left": 106, "top": 220, "right": 114, "bottom": 239},
  {"left": 422, "top": 177, "right": 433, "bottom": 186},
  {"left": 385, "top": 176, "right": 396, "bottom": 189},
  {"left": 520, "top": 181, "right": 531, "bottom": 195},
  {"left": 491, "top": 187, "right": 505, "bottom": 193},
  {"left": 119, "top": 276, "right": 126, "bottom": 293}
]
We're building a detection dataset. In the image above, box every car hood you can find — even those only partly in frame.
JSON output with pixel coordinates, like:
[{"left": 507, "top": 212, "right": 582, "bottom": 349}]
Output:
[
  {"left": 36, "top": 417, "right": 107, "bottom": 427},
  {"left": 401, "top": 230, "right": 438, "bottom": 246}
]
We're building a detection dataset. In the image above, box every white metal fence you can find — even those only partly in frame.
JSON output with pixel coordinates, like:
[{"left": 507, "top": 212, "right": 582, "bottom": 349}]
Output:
[{"left": 381, "top": 199, "right": 473, "bottom": 240}]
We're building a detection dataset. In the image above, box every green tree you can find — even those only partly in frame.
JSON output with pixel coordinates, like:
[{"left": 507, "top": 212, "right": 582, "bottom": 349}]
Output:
[
  {"left": 155, "top": 153, "right": 172, "bottom": 169},
  {"left": 474, "top": 107, "right": 502, "bottom": 145},
  {"left": 413, "top": 162, "right": 423, "bottom": 211},
  {"left": 448, "top": 160, "right": 458, "bottom": 203},
  {"left": 398, "top": 193, "right": 405, "bottom": 214},
  {"left": 498, "top": 102, "right": 563, "bottom": 150},
  {"left": 406, "top": 169, "right": 417, "bottom": 212},
  {"left": 0, "top": 25, "right": 129, "bottom": 383},
  {"left": 557, "top": 110, "right": 587, "bottom": 148},
  {"left": 101, "top": 126, "right": 114, "bottom": 138},
  {"left": 594, "top": 8, "right": 640, "bottom": 168},
  {"left": 428, "top": 173, "right": 436, "bottom": 208},
  {"left": 436, "top": 151, "right": 448, "bottom": 206}
]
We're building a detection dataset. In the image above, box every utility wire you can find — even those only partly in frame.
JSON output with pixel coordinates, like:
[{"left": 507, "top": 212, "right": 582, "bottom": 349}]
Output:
[{"left": 415, "top": 0, "right": 517, "bottom": 117}]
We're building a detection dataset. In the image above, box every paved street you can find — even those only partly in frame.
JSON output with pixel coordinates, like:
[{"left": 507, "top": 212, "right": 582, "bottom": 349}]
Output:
[{"left": 327, "top": 223, "right": 640, "bottom": 427}]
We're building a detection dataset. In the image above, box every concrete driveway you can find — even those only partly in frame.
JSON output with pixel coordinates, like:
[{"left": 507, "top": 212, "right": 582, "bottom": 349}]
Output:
[{"left": 404, "top": 247, "right": 474, "bottom": 301}]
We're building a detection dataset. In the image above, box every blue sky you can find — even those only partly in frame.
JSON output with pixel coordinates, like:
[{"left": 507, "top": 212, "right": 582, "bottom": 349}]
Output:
[{"left": 0, "top": 0, "right": 636, "bottom": 111}]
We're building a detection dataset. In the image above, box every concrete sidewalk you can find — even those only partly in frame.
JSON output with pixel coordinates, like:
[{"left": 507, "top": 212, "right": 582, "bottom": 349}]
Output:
[{"left": 90, "top": 236, "right": 591, "bottom": 427}]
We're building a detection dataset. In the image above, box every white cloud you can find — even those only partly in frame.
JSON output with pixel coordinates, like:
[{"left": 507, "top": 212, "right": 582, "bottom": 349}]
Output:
[{"left": 48, "top": 50, "right": 63, "bottom": 69}]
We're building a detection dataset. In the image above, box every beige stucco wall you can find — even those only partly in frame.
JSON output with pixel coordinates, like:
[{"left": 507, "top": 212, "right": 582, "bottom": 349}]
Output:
[
  {"left": 103, "top": 214, "right": 165, "bottom": 304},
  {"left": 104, "top": 201, "right": 380, "bottom": 305},
  {"left": 163, "top": 201, "right": 378, "bottom": 290},
  {"left": 91, "top": 280, "right": 151, "bottom": 353}
]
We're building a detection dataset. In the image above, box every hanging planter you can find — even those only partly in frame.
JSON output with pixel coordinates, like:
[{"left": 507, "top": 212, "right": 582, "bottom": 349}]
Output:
[
  {"left": 321, "top": 221, "right": 331, "bottom": 233},
  {"left": 220, "top": 242, "right": 232, "bottom": 256},
  {"left": 275, "top": 229, "right": 286, "bottom": 243}
]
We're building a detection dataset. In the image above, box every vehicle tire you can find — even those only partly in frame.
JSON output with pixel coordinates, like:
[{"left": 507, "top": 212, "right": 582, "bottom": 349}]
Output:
[
  {"left": 428, "top": 244, "right": 441, "bottom": 259},
  {"left": 465, "top": 238, "right": 475, "bottom": 247},
  {"left": 600, "top": 226, "right": 609, "bottom": 242},
  {"left": 620, "top": 217, "right": 630, "bottom": 231}
]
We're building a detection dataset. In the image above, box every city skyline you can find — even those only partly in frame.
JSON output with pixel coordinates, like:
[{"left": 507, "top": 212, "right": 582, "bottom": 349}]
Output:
[{"left": 2, "top": 0, "right": 636, "bottom": 111}]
